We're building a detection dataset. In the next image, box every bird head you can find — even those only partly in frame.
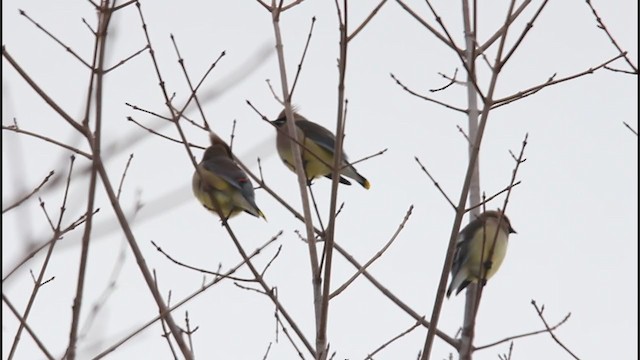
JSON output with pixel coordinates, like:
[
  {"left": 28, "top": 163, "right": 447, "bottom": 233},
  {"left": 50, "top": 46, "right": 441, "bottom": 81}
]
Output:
[
  {"left": 203, "top": 132, "right": 233, "bottom": 159},
  {"left": 483, "top": 210, "right": 517, "bottom": 234},
  {"left": 271, "top": 107, "right": 303, "bottom": 128}
]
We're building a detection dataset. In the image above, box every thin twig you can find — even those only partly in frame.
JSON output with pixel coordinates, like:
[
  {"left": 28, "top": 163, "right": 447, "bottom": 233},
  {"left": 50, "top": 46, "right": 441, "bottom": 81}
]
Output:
[
  {"left": 348, "top": 0, "right": 387, "bottom": 42},
  {"left": 18, "top": 9, "right": 91, "bottom": 68},
  {"left": 2, "top": 125, "right": 92, "bottom": 159},
  {"left": 151, "top": 237, "right": 278, "bottom": 282},
  {"left": 330, "top": 205, "right": 413, "bottom": 299},
  {"left": 366, "top": 319, "right": 423, "bottom": 359},
  {"left": 2, "top": 210, "right": 96, "bottom": 282},
  {"left": 390, "top": 73, "right": 467, "bottom": 113},
  {"left": 2, "top": 170, "right": 55, "bottom": 214},
  {"left": 2, "top": 294, "right": 55, "bottom": 360},
  {"left": 492, "top": 53, "right": 626, "bottom": 109},
  {"left": 154, "top": 272, "right": 179, "bottom": 360},
  {"left": 170, "top": 33, "right": 212, "bottom": 131},
  {"left": 116, "top": 154, "right": 134, "bottom": 200},
  {"left": 622, "top": 121, "right": 638, "bottom": 136},
  {"left": 92, "top": 234, "right": 279, "bottom": 358},
  {"left": 104, "top": 45, "right": 149, "bottom": 74},
  {"left": 235, "top": 157, "right": 457, "bottom": 347},
  {"left": 430, "top": 68, "right": 459, "bottom": 92},
  {"left": 126, "top": 114, "right": 205, "bottom": 149},
  {"left": 465, "top": 181, "right": 522, "bottom": 214},
  {"left": 8, "top": 156, "right": 75, "bottom": 359},
  {"left": 414, "top": 157, "right": 456, "bottom": 210},
  {"left": 289, "top": 17, "right": 316, "bottom": 100},
  {"left": 184, "top": 311, "right": 198, "bottom": 356},
  {"left": 584, "top": 0, "right": 637, "bottom": 73},
  {"left": 532, "top": 301, "right": 581, "bottom": 360},
  {"left": 476, "top": 311, "right": 571, "bottom": 351}
]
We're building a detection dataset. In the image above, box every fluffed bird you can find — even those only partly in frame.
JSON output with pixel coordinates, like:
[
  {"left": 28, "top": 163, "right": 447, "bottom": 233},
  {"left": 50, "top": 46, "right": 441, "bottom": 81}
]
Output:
[
  {"left": 447, "top": 210, "right": 517, "bottom": 297},
  {"left": 271, "top": 109, "right": 370, "bottom": 189},
  {"left": 192, "top": 133, "right": 265, "bottom": 220}
]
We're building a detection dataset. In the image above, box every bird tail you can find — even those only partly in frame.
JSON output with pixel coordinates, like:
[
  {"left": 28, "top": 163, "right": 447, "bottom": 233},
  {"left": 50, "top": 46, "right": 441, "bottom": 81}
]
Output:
[
  {"left": 342, "top": 166, "right": 370, "bottom": 189},
  {"left": 446, "top": 272, "right": 469, "bottom": 298}
]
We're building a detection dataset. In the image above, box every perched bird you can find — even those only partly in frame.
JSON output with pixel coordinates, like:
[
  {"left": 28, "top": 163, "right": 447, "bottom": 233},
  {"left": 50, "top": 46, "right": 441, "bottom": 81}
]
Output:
[
  {"left": 271, "top": 109, "right": 370, "bottom": 189},
  {"left": 447, "top": 210, "right": 517, "bottom": 297},
  {"left": 192, "top": 133, "right": 265, "bottom": 220}
]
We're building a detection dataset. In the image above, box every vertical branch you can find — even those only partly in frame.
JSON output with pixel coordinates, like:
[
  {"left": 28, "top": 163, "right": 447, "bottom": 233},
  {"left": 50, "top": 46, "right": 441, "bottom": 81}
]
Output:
[
  {"left": 65, "top": 2, "right": 113, "bottom": 358},
  {"left": 269, "top": 2, "right": 323, "bottom": 355},
  {"left": 7, "top": 158, "right": 75, "bottom": 360},
  {"left": 84, "top": 2, "right": 195, "bottom": 358},
  {"left": 318, "top": 0, "right": 349, "bottom": 358},
  {"left": 459, "top": 0, "right": 483, "bottom": 358},
  {"left": 421, "top": 0, "right": 516, "bottom": 358}
]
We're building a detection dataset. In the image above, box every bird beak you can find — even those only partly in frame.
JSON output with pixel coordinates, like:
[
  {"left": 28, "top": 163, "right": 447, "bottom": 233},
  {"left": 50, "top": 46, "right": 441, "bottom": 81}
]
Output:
[
  {"left": 271, "top": 118, "right": 286, "bottom": 127},
  {"left": 510, "top": 227, "right": 517, "bottom": 234}
]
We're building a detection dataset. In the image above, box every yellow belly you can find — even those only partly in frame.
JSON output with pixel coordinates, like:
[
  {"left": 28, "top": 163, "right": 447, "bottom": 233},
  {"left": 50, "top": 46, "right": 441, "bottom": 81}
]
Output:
[
  {"left": 278, "top": 137, "right": 335, "bottom": 180},
  {"left": 465, "top": 223, "right": 509, "bottom": 281}
]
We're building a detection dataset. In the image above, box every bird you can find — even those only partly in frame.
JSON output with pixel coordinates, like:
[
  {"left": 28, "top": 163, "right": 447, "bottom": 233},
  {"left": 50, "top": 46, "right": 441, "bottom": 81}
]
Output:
[
  {"left": 270, "top": 109, "right": 370, "bottom": 189},
  {"left": 446, "top": 210, "right": 517, "bottom": 297},
  {"left": 192, "top": 133, "right": 265, "bottom": 220}
]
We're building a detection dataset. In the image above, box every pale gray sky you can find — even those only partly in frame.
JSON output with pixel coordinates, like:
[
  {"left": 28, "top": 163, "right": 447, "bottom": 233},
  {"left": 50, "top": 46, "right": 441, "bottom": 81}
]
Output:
[{"left": 3, "top": 1, "right": 637, "bottom": 359}]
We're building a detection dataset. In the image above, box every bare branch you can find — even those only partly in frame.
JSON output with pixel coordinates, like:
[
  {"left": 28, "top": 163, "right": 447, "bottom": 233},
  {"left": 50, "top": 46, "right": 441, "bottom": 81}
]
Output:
[
  {"left": 2, "top": 294, "right": 55, "bottom": 360},
  {"left": 289, "top": 17, "right": 316, "bottom": 100},
  {"left": 19, "top": 9, "right": 91, "bottom": 68},
  {"left": 493, "top": 53, "right": 627, "bottom": 109},
  {"left": 104, "top": 45, "right": 149, "bottom": 74},
  {"left": 330, "top": 205, "right": 413, "bottom": 299},
  {"left": 390, "top": 73, "right": 467, "bottom": 113},
  {"left": 532, "top": 301, "right": 581, "bottom": 360},
  {"left": 476, "top": 311, "right": 571, "bottom": 351},
  {"left": 414, "top": 157, "right": 456, "bottom": 210},
  {"left": 92, "top": 234, "right": 280, "bottom": 358},
  {"left": 2, "top": 170, "right": 55, "bottom": 214},
  {"left": 623, "top": 121, "right": 638, "bottom": 136},
  {"left": 366, "top": 319, "right": 423, "bottom": 359},
  {"left": 2, "top": 125, "right": 92, "bottom": 159},
  {"left": 584, "top": 0, "right": 638, "bottom": 73},
  {"left": 347, "top": 0, "right": 388, "bottom": 42}
]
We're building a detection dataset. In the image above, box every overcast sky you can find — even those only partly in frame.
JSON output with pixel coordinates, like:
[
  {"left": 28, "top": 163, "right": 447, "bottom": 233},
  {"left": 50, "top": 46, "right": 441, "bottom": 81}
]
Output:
[{"left": 3, "top": 1, "right": 638, "bottom": 359}]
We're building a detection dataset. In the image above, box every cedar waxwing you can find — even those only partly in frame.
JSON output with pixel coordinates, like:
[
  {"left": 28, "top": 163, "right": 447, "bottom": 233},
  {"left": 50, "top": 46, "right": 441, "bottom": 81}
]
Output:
[
  {"left": 271, "top": 109, "right": 370, "bottom": 189},
  {"left": 447, "top": 210, "right": 517, "bottom": 297},
  {"left": 192, "top": 133, "right": 265, "bottom": 220}
]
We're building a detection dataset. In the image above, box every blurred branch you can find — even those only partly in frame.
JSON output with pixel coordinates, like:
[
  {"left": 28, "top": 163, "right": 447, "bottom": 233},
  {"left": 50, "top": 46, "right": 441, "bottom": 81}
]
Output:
[
  {"left": 8, "top": 156, "right": 75, "bottom": 359},
  {"left": 2, "top": 210, "right": 97, "bottom": 282},
  {"left": 2, "top": 125, "right": 92, "bottom": 159},
  {"left": 2, "top": 170, "right": 55, "bottom": 214},
  {"left": 2, "top": 294, "right": 55, "bottom": 360},
  {"left": 92, "top": 233, "right": 280, "bottom": 358}
]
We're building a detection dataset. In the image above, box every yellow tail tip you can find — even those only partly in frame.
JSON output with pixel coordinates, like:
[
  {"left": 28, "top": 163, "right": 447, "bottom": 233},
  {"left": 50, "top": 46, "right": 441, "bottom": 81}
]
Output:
[{"left": 364, "top": 180, "right": 371, "bottom": 190}]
